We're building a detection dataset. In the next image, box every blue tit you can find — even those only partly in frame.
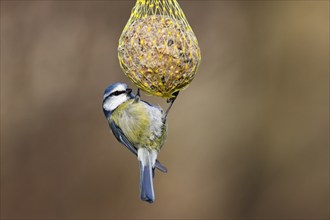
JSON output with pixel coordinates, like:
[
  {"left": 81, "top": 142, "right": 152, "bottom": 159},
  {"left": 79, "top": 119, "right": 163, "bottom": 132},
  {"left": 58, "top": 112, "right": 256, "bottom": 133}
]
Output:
[{"left": 102, "top": 82, "right": 168, "bottom": 203}]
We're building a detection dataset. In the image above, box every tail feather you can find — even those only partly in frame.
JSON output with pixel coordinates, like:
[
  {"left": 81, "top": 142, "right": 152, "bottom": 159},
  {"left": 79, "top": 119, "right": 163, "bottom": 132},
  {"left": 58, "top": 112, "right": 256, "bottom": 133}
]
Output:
[
  {"left": 139, "top": 161, "right": 155, "bottom": 203},
  {"left": 138, "top": 148, "right": 157, "bottom": 203}
]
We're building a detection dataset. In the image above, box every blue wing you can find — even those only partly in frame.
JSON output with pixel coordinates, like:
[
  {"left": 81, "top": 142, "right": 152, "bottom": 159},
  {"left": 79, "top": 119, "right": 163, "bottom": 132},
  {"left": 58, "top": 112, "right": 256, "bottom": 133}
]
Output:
[{"left": 109, "top": 120, "right": 167, "bottom": 173}]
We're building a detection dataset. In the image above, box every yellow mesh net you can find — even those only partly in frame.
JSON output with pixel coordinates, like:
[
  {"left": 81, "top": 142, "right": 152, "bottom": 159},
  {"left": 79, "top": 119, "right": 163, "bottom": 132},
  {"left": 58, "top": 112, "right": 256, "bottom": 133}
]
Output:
[{"left": 118, "top": 0, "right": 201, "bottom": 99}]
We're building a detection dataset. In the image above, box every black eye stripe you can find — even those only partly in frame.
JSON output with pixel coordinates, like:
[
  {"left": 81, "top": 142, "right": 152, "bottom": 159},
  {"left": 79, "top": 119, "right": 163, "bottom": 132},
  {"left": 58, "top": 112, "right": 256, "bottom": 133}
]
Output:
[
  {"left": 110, "top": 90, "right": 126, "bottom": 96},
  {"left": 103, "top": 90, "right": 127, "bottom": 102}
]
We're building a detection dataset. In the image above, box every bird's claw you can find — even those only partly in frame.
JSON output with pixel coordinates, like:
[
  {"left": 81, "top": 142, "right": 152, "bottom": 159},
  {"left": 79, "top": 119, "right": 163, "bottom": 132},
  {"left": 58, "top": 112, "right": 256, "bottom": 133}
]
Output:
[
  {"left": 164, "top": 91, "right": 180, "bottom": 118},
  {"left": 134, "top": 88, "right": 141, "bottom": 102}
]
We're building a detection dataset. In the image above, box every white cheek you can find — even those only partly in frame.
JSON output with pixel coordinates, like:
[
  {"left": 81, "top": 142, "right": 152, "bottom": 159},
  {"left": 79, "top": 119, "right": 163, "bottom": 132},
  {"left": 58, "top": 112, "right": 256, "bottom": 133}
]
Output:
[{"left": 103, "top": 94, "right": 128, "bottom": 111}]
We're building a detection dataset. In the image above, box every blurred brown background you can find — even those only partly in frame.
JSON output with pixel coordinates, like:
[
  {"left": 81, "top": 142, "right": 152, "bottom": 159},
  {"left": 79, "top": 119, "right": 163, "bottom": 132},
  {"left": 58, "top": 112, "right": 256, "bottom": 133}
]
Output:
[{"left": 1, "top": 1, "right": 329, "bottom": 219}]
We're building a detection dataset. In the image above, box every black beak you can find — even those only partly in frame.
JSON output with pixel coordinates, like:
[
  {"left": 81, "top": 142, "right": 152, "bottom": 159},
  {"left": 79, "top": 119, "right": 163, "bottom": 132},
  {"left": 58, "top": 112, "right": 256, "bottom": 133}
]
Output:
[{"left": 126, "top": 88, "right": 132, "bottom": 94}]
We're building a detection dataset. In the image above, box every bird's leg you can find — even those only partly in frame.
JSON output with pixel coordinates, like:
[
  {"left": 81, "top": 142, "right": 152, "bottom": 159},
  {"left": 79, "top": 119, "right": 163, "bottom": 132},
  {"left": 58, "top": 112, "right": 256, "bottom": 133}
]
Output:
[
  {"left": 136, "top": 88, "right": 141, "bottom": 97},
  {"left": 134, "top": 88, "right": 141, "bottom": 102},
  {"left": 164, "top": 91, "right": 179, "bottom": 118}
]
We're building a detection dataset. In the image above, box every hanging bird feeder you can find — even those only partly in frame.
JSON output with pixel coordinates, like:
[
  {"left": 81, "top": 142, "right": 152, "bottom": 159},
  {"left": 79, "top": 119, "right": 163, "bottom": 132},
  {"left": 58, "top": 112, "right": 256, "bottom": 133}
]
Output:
[{"left": 118, "top": 0, "right": 201, "bottom": 99}]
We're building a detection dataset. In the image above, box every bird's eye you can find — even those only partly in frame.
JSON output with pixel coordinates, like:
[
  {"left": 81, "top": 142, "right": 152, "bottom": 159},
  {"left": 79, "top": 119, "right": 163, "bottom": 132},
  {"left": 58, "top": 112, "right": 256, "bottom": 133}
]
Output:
[{"left": 110, "top": 90, "right": 125, "bottom": 96}]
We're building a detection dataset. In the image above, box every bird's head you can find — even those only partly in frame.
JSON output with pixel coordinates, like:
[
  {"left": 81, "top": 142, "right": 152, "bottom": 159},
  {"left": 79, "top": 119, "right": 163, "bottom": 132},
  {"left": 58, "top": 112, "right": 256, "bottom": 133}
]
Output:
[{"left": 102, "top": 82, "right": 133, "bottom": 115}]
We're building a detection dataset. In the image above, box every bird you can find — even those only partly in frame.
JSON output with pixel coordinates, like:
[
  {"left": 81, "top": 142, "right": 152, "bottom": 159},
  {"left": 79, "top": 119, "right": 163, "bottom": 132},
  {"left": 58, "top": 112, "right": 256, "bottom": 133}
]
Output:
[{"left": 102, "top": 82, "right": 168, "bottom": 203}]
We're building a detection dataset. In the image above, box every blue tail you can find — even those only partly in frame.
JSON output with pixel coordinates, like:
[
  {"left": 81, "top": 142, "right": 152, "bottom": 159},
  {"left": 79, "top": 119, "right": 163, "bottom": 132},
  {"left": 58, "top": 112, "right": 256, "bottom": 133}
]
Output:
[{"left": 139, "top": 161, "right": 155, "bottom": 203}]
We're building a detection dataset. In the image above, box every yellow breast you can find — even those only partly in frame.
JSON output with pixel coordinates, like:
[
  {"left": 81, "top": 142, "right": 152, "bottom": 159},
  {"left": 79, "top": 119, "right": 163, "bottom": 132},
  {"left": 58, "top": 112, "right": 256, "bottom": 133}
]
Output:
[{"left": 111, "top": 99, "right": 166, "bottom": 151}]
